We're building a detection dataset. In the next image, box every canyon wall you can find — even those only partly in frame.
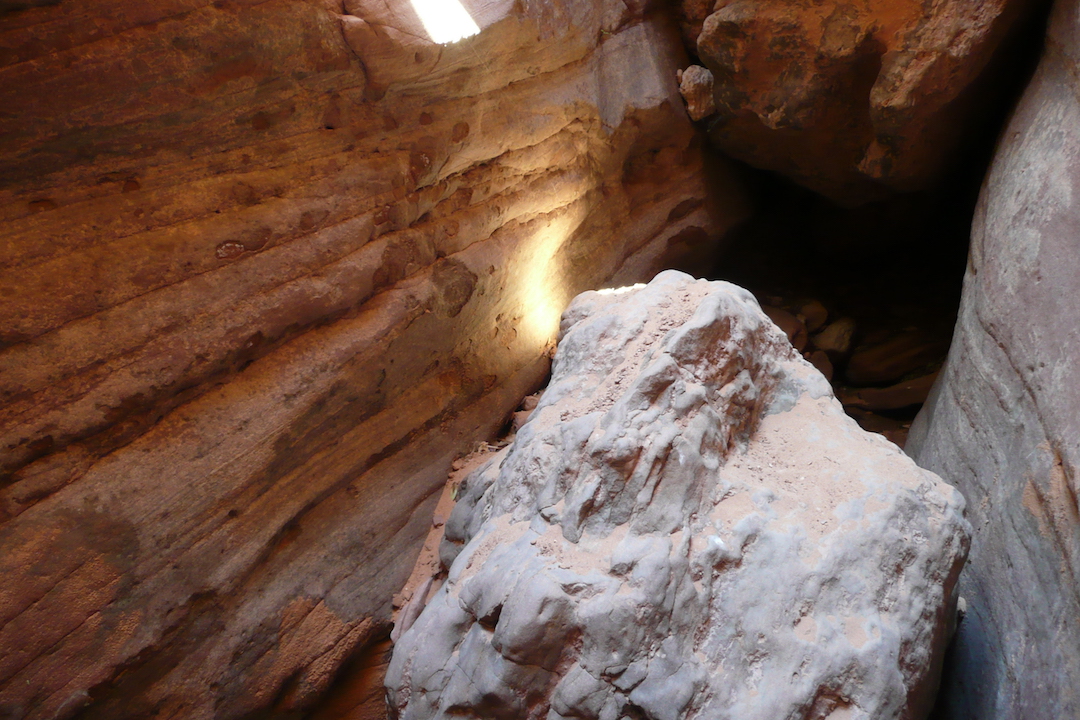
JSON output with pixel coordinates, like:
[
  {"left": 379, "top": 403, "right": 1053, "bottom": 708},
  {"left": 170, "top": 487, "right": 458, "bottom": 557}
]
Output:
[
  {"left": 0, "top": 1, "right": 746, "bottom": 718},
  {"left": 908, "top": 0, "right": 1080, "bottom": 715}
]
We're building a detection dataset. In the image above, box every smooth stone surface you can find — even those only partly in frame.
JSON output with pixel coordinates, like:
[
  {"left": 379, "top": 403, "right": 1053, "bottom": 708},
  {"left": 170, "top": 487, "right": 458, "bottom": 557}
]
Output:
[{"left": 909, "top": 1, "right": 1080, "bottom": 715}]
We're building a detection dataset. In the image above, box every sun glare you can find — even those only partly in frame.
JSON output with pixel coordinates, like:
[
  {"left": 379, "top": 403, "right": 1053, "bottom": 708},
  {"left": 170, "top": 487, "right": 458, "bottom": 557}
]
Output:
[
  {"left": 519, "top": 216, "right": 579, "bottom": 350},
  {"left": 409, "top": 0, "right": 481, "bottom": 44},
  {"left": 596, "top": 284, "right": 645, "bottom": 296}
]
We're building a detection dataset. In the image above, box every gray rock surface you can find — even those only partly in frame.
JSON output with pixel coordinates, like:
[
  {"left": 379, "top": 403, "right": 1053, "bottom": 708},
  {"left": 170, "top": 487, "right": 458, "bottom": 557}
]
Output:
[
  {"left": 907, "top": 1, "right": 1080, "bottom": 715},
  {"left": 387, "top": 271, "right": 970, "bottom": 720}
]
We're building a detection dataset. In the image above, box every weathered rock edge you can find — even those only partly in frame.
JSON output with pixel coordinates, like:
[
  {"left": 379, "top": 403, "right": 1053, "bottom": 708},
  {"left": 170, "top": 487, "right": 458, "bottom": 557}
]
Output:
[{"left": 387, "top": 270, "right": 971, "bottom": 720}]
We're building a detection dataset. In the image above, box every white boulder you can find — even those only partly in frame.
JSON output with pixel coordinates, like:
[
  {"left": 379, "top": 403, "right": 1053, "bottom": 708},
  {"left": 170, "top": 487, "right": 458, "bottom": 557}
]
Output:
[{"left": 387, "top": 270, "right": 970, "bottom": 720}]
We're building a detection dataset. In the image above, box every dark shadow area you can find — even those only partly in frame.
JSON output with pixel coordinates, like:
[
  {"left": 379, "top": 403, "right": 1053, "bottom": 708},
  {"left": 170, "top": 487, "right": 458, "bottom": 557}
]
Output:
[
  {"left": 926, "top": 605, "right": 999, "bottom": 720},
  {"left": 707, "top": 0, "right": 1052, "bottom": 449},
  {"left": 709, "top": 168, "right": 968, "bottom": 445},
  {"left": 301, "top": 635, "right": 394, "bottom": 720}
]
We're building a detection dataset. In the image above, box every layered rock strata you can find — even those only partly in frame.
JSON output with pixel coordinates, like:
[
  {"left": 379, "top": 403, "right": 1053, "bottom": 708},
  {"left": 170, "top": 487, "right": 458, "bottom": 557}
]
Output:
[
  {"left": 387, "top": 271, "right": 970, "bottom": 720},
  {"left": 0, "top": 1, "right": 745, "bottom": 718},
  {"left": 908, "top": 0, "right": 1080, "bottom": 714},
  {"left": 682, "top": 0, "right": 1038, "bottom": 204}
]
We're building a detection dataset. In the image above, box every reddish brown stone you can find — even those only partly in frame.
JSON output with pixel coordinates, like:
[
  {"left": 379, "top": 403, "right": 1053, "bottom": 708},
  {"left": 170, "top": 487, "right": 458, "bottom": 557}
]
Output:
[
  {"left": 797, "top": 299, "right": 829, "bottom": 333},
  {"left": 763, "top": 305, "right": 808, "bottom": 351},
  {"left": 689, "top": 0, "right": 1037, "bottom": 204},
  {"left": 846, "top": 331, "right": 948, "bottom": 385},
  {"left": 807, "top": 349, "right": 834, "bottom": 382},
  {"left": 0, "top": 1, "right": 748, "bottom": 718},
  {"left": 839, "top": 371, "right": 939, "bottom": 411}
]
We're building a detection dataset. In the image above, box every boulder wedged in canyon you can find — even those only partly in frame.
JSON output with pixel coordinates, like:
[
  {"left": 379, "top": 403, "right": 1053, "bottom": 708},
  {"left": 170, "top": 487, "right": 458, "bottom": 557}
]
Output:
[
  {"left": 683, "top": 0, "right": 1037, "bottom": 205},
  {"left": 386, "top": 271, "right": 971, "bottom": 720},
  {"left": 908, "top": 0, "right": 1080, "bottom": 715},
  {"left": 0, "top": 1, "right": 747, "bottom": 718}
]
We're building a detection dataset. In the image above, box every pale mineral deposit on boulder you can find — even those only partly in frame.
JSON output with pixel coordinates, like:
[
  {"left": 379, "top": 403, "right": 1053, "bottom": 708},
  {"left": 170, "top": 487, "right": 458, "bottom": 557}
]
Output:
[{"left": 387, "top": 270, "right": 971, "bottom": 720}]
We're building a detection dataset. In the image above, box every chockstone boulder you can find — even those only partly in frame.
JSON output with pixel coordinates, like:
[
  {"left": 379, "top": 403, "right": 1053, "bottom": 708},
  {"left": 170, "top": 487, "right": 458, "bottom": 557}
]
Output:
[
  {"left": 386, "top": 271, "right": 971, "bottom": 720},
  {"left": 683, "top": 0, "right": 1039, "bottom": 205}
]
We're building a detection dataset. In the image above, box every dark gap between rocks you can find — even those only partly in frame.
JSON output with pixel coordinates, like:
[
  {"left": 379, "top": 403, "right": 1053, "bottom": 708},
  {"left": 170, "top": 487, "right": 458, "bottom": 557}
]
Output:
[
  {"left": 707, "top": 169, "right": 971, "bottom": 448},
  {"left": 705, "top": 0, "right": 1051, "bottom": 450}
]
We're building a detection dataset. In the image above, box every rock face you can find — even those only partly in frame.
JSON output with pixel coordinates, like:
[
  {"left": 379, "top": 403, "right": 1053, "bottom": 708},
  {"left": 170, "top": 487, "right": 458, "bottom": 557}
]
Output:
[
  {"left": 908, "top": 1, "right": 1080, "bottom": 715},
  {"left": 0, "top": 2, "right": 747, "bottom": 718},
  {"left": 387, "top": 271, "right": 970, "bottom": 720},
  {"left": 686, "top": 0, "right": 1036, "bottom": 204}
]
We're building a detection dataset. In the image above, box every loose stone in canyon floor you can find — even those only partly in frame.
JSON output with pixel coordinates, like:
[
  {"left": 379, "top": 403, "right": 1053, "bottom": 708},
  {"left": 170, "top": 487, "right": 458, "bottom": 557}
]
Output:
[{"left": 386, "top": 270, "right": 971, "bottom": 720}]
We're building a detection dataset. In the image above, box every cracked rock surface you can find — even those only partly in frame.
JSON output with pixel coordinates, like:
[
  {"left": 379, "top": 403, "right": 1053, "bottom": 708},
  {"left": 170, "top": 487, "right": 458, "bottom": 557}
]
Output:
[{"left": 386, "top": 270, "right": 971, "bottom": 720}]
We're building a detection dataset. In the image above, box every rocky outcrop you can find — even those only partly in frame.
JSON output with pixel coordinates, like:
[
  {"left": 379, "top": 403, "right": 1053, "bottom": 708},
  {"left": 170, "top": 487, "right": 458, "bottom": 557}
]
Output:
[
  {"left": 684, "top": 0, "right": 1038, "bottom": 204},
  {"left": 677, "top": 65, "right": 716, "bottom": 121},
  {"left": 0, "top": 2, "right": 747, "bottom": 718},
  {"left": 387, "top": 271, "right": 970, "bottom": 720},
  {"left": 908, "top": 0, "right": 1080, "bottom": 714}
]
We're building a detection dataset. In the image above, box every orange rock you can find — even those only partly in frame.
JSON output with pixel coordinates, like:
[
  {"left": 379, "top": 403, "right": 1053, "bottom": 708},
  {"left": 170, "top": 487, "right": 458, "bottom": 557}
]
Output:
[
  {"left": 797, "top": 299, "right": 829, "bottom": 333},
  {"left": 841, "top": 371, "right": 939, "bottom": 411},
  {"left": 807, "top": 349, "right": 834, "bottom": 382},
  {"left": 689, "top": 0, "right": 1037, "bottom": 204},
  {"left": 0, "top": 1, "right": 748, "bottom": 718},
  {"left": 846, "top": 331, "right": 948, "bottom": 385},
  {"left": 763, "top": 305, "right": 808, "bottom": 351}
]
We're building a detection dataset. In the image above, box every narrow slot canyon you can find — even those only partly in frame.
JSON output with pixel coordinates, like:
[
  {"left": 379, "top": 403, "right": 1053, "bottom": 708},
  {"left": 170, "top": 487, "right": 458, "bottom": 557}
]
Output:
[{"left": 1, "top": 1, "right": 1077, "bottom": 719}]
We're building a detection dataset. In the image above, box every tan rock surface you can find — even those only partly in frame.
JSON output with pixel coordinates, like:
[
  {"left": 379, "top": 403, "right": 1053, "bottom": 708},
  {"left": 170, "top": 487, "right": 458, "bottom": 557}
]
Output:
[
  {"left": 688, "top": 0, "right": 1037, "bottom": 204},
  {"left": 0, "top": 1, "right": 747, "bottom": 718}
]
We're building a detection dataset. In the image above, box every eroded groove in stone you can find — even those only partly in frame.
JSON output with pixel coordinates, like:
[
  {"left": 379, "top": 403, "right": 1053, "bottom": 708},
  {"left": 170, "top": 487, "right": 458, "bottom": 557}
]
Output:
[{"left": 0, "top": 2, "right": 748, "bottom": 718}]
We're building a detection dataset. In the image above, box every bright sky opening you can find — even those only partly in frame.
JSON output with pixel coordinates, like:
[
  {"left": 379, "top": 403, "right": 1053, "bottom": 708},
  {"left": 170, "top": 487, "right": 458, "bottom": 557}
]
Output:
[{"left": 409, "top": 0, "right": 481, "bottom": 44}]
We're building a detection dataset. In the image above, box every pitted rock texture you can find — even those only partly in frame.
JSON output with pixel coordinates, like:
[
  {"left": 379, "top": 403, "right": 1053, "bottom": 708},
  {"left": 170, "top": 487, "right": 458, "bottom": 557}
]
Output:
[
  {"left": 908, "top": 0, "right": 1080, "bottom": 715},
  {"left": 0, "top": 2, "right": 746, "bottom": 718},
  {"left": 386, "top": 271, "right": 970, "bottom": 720},
  {"left": 686, "top": 0, "right": 1036, "bottom": 205},
  {"left": 678, "top": 64, "right": 717, "bottom": 121}
]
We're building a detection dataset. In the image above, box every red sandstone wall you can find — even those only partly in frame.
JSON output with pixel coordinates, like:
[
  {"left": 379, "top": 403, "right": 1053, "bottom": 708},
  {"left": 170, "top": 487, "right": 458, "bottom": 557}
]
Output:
[{"left": 0, "top": 1, "right": 747, "bottom": 717}]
